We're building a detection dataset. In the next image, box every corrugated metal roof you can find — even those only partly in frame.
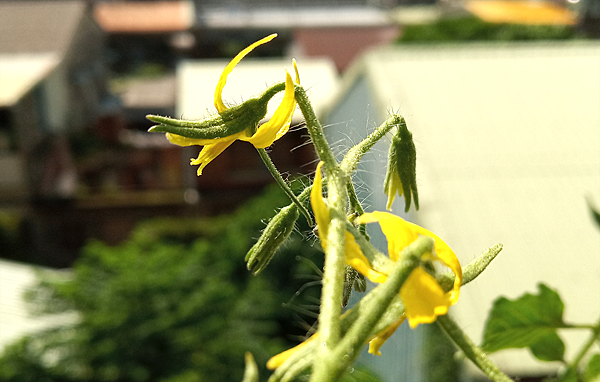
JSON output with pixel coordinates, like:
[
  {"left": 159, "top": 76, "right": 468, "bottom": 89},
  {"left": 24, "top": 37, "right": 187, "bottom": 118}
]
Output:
[
  {"left": 177, "top": 57, "right": 340, "bottom": 122},
  {"left": 0, "top": 53, "right": 60, "bottom": 107},
  {"left": 94, "top": 1, "right": 194, "bottom": 33},
  {"left": 0, "top": 260, "right": 77, "bottom": 352},
  {"left": 329, "top": 42, "right": 600, "bottom": 375}
]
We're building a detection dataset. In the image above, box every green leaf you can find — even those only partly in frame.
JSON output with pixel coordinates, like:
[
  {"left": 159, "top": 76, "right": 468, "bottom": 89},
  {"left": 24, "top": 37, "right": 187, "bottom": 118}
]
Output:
[
  {"left": 530, "top": 332, "right": 565, "bottom": 362},
  {"left": 555, "top": 369, "right": 578, "bottom": 382},
  {"left": 585, "top": 354, "right": 600, "bottom": 382},
  {"left": 482, "top": 283, "right": 566, "bottom": 362}
]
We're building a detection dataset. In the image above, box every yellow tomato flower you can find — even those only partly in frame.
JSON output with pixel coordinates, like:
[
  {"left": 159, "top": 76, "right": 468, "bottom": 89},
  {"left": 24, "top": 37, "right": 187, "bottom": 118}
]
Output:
[
  {"left": 355, "top": 211, "right": 462, "bottom": 328},
  {"left": 276, "top": 163, "right": 461, "bottom": 362},
  {"left": 165, "top": 34, "right": 300, "bottom": 175}
]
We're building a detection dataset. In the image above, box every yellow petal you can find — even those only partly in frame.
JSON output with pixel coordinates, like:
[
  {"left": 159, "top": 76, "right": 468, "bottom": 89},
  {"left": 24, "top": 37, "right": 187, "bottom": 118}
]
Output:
[
  {"left": 311, "top": 161, "right": 330, "bottom": 248},
  {"left": 344, "top": 231, "right": 388, "bottom": 284},
  {"left": 356, "top": 211, "right": 418, "bottom": 262},
  {"left": 293, "top": 58, "right": 300, "bottom": 84},
  {"left": 356, "top": 211, "right": 462, "bottom": 305},
  {"left": 190, "top": 139, "right": 236, "bottom": 175},
  {"left": 368, "top": 317, "right": 405, "bottom": 356},
  {"left": 400, "top": 267, "right": 451, "bottom": 328},
  {"left": 244, "top": 70, "right": 295, "bottom": 148},
  {"left": 166, "top": 132, "right": 237, "bottom": 147},
  {"left": 214, "top": 34, "right": 278, "bottom": 113},
  {"left": 384, "top": 169, "right": 403, "bottom": 211},
  {"left": 407, "top": 221, "right": 462, "bottom": 304},
  {"left": 266, "top": 335, "right": 316, "bottom": 370}
]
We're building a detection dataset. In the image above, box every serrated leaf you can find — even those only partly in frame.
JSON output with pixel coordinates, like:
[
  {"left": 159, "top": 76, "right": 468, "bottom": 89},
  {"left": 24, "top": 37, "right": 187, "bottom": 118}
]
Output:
[
  {"left": 585, "top": 354, "right": 600, "bottom": 382},
  {"left": 482, "top": 283, "right": 565, "bottom": 362}
]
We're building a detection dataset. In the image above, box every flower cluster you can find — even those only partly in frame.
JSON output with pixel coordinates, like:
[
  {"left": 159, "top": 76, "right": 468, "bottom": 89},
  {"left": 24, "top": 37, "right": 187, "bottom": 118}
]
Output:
[
  {"left": 310, "top": 161, "right": 462, "bottom": 353},
  {"left": 149, "top": 35, "right": 469, "bottom": 379}
]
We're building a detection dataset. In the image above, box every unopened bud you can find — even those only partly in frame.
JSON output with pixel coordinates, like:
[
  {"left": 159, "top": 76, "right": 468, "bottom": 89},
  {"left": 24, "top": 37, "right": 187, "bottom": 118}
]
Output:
[
  {"left": 245, "top": 204, "right": 299, "bottom": 275},
  {"left": 383, "top": 117, "right": 419, "bottom": 212}
]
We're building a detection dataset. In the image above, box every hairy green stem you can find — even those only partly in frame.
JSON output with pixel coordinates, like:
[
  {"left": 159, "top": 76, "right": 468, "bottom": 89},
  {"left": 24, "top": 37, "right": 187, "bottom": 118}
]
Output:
[
  {"left": 257, "top": 148, "right": 313, "bottom": 226},
  {"left": 294, "top": 85, "right": 337, "bottom": 169},
  {"left": 437, "top": 315, "right": 514, "bottom": 382},
  {"left": 346, "top": 182, "right": 368, "bottom": 238},
  {"left": 327, "top": 237, "right": 432, "bottom": 380},
  {"left": 339, "top": 114, "right": 402, "bottom": 175},
  {"left": 310, "top": 166, "right": 348, "bottom": 382},
  {"left": 295, "top": 84, "right": 348, "bottom": 382}
]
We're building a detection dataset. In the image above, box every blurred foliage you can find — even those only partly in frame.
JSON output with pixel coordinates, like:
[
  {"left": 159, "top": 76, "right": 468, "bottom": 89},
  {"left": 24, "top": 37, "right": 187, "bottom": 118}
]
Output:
[
  {"left": 398, "top": 16, "right": 582, "bottom": 43},
  {"left": 0, "top": 184, "right": 329, "bottom": 382}
]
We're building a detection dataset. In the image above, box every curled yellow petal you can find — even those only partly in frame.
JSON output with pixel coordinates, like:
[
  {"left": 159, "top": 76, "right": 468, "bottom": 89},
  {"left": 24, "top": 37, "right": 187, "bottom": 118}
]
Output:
[
  {"left": 344, "top": 231, "right": 388, "bottom": 284},
  {"left": 293, "top": 58, "right": 300, "bottom": 84},
  {"left": 400, "top": 268, "right": 452, "bottom": 328},
  {"left": 190, "top": 139, "right": 236, "bottom": 175},
  {"left": 384, "top": 169, "right": 403, "bottom": 211},
  {"left": 166, "top": 132, "right": 235, "bottom": 147},
  {"left": 368, "top": 317, "right": 405, "bottom": 356},
  {"left": 311, "top": 161, "right": 330, "bottom": 247},
  {"left": 356, "top": 211, "right": 418, "bottom": 262},
  {"left": 214, "top": 34, "right": 278, "bottom": 113},
  {"left": 244, "top": 70, "right": 295, "bottom": 148}
]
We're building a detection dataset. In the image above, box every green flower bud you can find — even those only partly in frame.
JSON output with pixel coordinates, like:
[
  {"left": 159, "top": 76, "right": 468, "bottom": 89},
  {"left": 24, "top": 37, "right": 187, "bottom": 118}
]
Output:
[
  {"left": 245, "top": 203, "right": 299, "bottom": 275},
  {"left": 383, "top": 117, "right": 419, "bottom": 213}
]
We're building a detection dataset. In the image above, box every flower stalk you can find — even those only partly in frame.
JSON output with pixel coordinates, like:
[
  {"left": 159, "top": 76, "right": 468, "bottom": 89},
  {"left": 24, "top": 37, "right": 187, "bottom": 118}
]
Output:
[
  {"left": 436, "top": 315, "right": 515, "bottom": 382},
  {"left": 256, "top": 148, "right": 313, "bottom": 226}
]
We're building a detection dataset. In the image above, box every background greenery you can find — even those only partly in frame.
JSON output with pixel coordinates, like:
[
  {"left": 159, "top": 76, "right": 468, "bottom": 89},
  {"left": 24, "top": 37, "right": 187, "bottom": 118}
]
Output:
[
  {"left": 0, "top": 185, "right": 330, "bottom": 382},
  {"left": 398, "top": 16, "right": 582, "bottom": 43}
]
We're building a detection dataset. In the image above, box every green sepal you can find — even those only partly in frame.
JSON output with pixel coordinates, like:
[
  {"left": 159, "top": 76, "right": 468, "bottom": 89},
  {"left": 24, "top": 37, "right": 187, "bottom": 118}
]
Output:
[
  {"left": 147, "top": 97, "right": 267, "bottom": 140},
  {"left": 245, "top": 203, "right": 299, "bottom": 275},
  {"left": 147, "top": 81, "right": 287, "bottom": 140}
]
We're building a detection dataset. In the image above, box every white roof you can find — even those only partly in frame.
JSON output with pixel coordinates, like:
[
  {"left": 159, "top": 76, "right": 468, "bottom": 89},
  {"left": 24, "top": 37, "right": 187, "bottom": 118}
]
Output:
[
  {"left": 0, "top": 53, "right": 60, "bottom": 107},
  {"left": 331, "top": 42, "right": 600, "bottom": 376},
  {"left": 0, "top": 259, "right": 77, "bottom": 353},
  {"left": 176, "top": 57, "right": 339, "bottom": 123}
]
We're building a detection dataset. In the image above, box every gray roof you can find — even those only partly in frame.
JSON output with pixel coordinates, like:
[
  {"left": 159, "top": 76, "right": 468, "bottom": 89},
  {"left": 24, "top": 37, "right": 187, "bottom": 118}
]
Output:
[
  {"left": 327, "top": 42, "right": 600, "bottom": 376},
  {"left": 0, "top": 1, "right": 87, "bottom": 55}
]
